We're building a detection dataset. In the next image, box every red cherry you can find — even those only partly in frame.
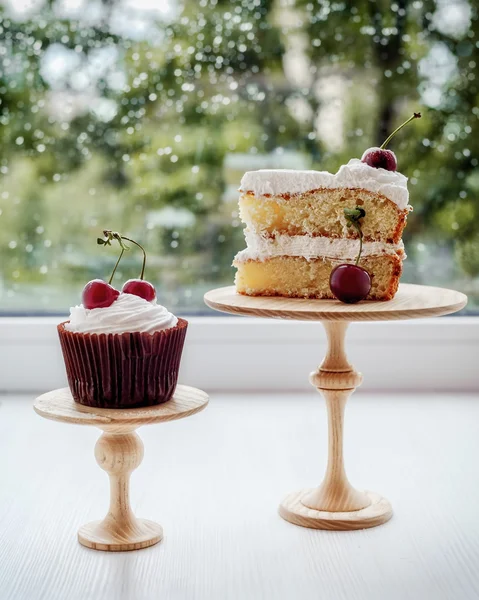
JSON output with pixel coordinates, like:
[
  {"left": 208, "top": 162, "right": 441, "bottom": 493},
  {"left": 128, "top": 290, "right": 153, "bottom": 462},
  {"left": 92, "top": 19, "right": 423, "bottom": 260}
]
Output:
[
  {"left": 361, "top": 147, "right": 397, "bottom": 171},
  {"left": 122, "top": 279, "right": 156, "bottom": 302},
  {"left": 82, "top": 279, "right": 120, "bottom": 309},
  {"left": 330, "top": 264, "right": 371, "bottom": 304}
]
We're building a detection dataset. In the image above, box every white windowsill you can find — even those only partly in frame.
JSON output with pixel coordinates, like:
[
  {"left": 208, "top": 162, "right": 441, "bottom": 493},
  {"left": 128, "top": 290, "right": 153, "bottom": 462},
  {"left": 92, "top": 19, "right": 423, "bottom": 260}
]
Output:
[{"left": 0, "top": 316, "right": 477, "bottom": 392}]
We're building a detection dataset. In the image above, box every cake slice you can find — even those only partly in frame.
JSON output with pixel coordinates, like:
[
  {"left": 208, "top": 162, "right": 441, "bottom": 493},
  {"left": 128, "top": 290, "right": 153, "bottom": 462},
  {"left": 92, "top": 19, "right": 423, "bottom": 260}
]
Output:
[
  {"left": 234, "top": 159, "right": 410, "bottom": 301},
  {"left": 238, "top": 165, "right": 409, "bottom": 244}
]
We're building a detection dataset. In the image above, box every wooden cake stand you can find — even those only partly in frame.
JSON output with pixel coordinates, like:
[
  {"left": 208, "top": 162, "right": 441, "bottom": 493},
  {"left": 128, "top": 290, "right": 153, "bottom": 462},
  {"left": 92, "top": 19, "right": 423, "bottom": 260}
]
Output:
[
  {"left": 34, "top": 385, "right": 208, "bottom": 551},
  {"left": 204, "top": 283, "right": 467, "bottom": 530}
]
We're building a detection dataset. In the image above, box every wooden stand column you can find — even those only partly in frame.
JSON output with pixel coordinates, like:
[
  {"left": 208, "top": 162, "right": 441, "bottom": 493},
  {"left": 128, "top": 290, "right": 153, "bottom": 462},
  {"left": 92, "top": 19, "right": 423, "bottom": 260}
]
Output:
[
  {"left": 78, "top": 427, "right": 163, "bottom": 551},
  {"left": 279, "top": 321, "right": 392, "bottom": 530},
  {"left": 303, "top": 321, "right": 369, "bottom": 512}
]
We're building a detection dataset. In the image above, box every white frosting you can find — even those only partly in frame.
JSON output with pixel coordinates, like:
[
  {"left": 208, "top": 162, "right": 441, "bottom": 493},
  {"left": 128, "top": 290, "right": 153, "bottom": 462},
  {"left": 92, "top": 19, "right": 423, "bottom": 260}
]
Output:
[
  {"left": 234, "top": 233, "right": 405, "bottom": 263},
  {"left": 65, "top": 293, "right": 178, "bottom": 335},
  {"left": 335, "top": 158, "right": 408, "bottom": 209},
  {"left": 239, "top": 158, "right": 409, "bottom": 210},
  {"left": 241, "top": 169, "right": 334, "bottom": 196}
]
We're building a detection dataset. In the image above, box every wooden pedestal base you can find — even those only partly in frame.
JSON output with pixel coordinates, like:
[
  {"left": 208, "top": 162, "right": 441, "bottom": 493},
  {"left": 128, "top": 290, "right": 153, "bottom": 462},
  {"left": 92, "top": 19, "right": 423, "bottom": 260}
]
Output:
[
  {"left": 79, "top": 518, "right": 163, "bottom": 552},
  {"left": 279, "top": 489, "right": 392, "bottom": 531},
  {"left": 204, "top": 284, "right": 467, "bottom": 532},
  {"left": 34, "top": 385, "right": 208, "bottom": 552},
  {"left": 77, "top": 429, "right": 164, "bottom": 552}
]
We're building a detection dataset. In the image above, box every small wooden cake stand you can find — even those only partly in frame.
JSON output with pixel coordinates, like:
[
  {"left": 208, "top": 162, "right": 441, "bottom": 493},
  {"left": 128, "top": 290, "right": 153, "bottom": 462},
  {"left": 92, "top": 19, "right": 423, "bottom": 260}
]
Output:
[
  {"left": 34, "top": 385, "right": 208, "bottom": 551},
  {"left": 204, "top": 283, "right": 467, "bottom": 530}
]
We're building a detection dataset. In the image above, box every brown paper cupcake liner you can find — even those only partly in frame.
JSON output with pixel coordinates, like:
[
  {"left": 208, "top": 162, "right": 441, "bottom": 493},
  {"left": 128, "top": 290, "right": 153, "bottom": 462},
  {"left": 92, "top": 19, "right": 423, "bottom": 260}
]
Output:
[{"left": 58, "top": 318, "right": 188, "bottom": 409}]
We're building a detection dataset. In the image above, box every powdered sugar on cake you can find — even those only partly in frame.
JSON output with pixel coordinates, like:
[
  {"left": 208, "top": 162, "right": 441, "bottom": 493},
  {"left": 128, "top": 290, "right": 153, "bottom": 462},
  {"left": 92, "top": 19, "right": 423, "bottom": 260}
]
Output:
[{"left": 240, "top": 158, "right": 409, "bottom": 211}]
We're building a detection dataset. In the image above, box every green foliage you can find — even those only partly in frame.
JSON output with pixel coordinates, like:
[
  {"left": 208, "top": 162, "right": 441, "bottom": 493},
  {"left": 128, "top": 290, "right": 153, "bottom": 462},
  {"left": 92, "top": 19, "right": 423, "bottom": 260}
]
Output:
[
  {"left": 0, "top": 0, "right": 477, "bottom": 312},
  {"left": 456, "top": 238, "right": 479, "bottom": 278}
]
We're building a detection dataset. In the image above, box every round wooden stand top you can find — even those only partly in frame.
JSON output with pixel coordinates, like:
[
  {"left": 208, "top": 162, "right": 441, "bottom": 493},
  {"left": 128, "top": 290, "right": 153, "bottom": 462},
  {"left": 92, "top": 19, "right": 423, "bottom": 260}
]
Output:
[
  {"left": 204, "top": 283, "right": 467, "bottom": 321},
  {"left": 34, "top": 384, "right": 209, "bottom": 428}
]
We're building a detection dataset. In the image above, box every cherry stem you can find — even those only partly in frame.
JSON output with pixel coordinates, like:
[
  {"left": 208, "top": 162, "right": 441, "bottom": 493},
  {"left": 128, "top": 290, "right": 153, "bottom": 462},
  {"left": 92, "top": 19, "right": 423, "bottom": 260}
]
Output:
[
  {"left": 100, "top": 230, "right": 147, "bottom": 281},
  {"left": 343, "top": 207, "right": 365, "bottom": 266},
  {"left": 354, "top": 223, "right": 363, "bottom": 266},
  {"left": 380, "top": 112, "right": 421, "bottom": 149},
  {"left": 109, "top": 248, "right": 124, "bottom": 284},
  {"left": 121, "top": 237, "right": 147, "bottom": 280}
]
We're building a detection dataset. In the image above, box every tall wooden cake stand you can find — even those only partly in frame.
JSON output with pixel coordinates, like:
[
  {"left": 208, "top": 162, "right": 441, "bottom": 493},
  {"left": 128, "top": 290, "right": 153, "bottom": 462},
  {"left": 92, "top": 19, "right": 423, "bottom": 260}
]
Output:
[
  {"left": 204, "top": 283, "right": 467, "bottom": 530},
  {"left": 34, "top": 385, "right": 208, "bottom": 551}
]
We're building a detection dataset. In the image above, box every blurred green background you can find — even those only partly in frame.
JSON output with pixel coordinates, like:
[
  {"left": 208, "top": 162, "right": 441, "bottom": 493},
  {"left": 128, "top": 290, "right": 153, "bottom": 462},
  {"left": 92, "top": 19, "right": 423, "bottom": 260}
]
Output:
[{"left": 0, "top": 0, "right": 477, "bottom": 314}]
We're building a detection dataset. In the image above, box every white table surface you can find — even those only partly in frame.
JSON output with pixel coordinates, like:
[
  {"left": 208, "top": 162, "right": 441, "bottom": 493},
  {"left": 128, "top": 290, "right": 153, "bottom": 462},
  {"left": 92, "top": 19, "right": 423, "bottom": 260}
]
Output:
[{"left": 1, "top": 392, "right": 479, "bottom": 600}]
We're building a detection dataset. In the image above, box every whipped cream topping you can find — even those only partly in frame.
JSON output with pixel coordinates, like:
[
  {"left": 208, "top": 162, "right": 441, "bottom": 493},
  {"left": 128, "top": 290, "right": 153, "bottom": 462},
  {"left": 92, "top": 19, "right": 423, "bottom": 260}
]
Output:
[
  {"left": 65, "top": 292, "right": 178, "bottom": 335},
  {"left": 234, "top": 233, "right": 405, "bottom": 263},
  {"left": 239, "top": 158, "right": 409, "bottom": 210},
  {"left": 241, "top": 169, "right": 332, "bottom": 196}
]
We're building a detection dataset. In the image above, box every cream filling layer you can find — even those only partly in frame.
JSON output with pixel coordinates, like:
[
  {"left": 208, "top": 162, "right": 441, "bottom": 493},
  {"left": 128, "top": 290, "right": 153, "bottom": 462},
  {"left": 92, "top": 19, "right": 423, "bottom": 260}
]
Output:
[{"left": 234, "top": 233, "right": 405, "bottom": 263}]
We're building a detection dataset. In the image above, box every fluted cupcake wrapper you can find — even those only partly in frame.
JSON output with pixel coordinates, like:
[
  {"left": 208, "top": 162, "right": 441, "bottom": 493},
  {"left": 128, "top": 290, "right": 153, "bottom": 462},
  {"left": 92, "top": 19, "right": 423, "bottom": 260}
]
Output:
[{"left": 58, "top": 318, "right": 188, "bottom": 409}]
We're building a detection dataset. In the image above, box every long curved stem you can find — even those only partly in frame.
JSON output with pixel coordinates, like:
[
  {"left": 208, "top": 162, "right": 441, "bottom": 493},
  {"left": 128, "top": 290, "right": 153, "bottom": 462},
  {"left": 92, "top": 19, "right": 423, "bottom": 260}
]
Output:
[
  {"left": 355, "top": 224, "right": 363, "bottom": 266},
  {"left": 380, "top": 112, "right": 421, "bottom": 149},
  {"left": 109, "top": 248, "right": 124, "bottom": 284},
  {"left": 121, "top": 237, "right": 147, "bottom": 280}
]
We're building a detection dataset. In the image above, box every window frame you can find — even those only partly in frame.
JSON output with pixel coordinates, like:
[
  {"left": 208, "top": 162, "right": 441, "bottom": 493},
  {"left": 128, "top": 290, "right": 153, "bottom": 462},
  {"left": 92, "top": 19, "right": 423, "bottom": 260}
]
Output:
[{"left": 0, "top": 316, "right": 477, "bottom": 393}]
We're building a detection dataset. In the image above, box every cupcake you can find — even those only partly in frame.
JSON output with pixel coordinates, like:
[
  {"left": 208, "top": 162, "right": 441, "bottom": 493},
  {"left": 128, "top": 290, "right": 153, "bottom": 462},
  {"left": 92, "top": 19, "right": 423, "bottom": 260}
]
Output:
[{"left": 58, "top": 230, "right": 187, "bottom": 409}]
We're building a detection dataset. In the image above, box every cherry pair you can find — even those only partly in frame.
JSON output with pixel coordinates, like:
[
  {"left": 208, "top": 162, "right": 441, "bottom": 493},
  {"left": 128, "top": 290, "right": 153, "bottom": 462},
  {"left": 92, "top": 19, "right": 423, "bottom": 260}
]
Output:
[
  {"left": 82, "top": 279, "right": 156, "bottom": 309},
  {"left": 82, "top": 230, "right": 156, "bottom": 309}
]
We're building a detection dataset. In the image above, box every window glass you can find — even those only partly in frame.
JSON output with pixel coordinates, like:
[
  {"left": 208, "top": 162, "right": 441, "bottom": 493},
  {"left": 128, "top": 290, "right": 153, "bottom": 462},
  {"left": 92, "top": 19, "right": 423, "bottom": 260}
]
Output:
[{"left": 0, "top": 0, "right": 477, "bottom": 314}]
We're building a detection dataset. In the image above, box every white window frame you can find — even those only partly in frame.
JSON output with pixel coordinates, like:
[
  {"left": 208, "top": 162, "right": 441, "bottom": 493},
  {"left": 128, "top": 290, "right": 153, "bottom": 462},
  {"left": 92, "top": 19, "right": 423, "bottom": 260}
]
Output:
[{"left": 0, "top": 316, "right": 477, "bottom": 393}]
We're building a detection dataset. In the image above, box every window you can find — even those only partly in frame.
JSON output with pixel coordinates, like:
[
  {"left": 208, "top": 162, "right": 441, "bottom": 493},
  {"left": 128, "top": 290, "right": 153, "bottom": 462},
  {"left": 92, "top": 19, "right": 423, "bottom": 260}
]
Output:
[{"left": 0, "top": 0, "right": 477, "bottom": 315}]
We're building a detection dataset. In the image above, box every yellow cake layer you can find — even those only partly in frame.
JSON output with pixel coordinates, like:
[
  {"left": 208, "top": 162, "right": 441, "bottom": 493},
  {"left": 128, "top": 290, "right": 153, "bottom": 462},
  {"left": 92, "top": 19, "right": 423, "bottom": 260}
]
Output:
[
  {"left": 239, "top": 188, "right": 408, "bottom": 244},
  {"left": 234, "top": 255, "right": 402, "bottom": 301}
]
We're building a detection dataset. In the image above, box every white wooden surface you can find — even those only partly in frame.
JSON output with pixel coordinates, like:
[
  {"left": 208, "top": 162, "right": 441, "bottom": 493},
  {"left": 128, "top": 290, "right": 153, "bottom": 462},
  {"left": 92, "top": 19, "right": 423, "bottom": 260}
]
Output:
[{"left": 1, "top": 392, "right": 479, "bottom": 600}]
